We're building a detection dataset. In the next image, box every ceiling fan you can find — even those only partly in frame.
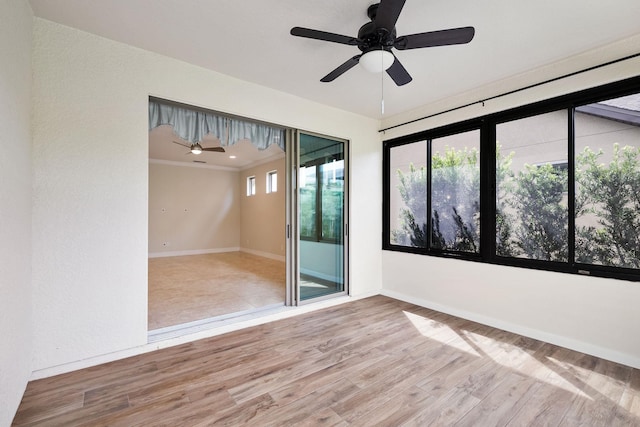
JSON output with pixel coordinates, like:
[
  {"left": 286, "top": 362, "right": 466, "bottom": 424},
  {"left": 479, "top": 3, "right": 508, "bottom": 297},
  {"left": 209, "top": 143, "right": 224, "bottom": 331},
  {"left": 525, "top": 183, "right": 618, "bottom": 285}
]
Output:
[
  {"left": 290, "top": 0, "right": 475, "bottom": 86},
  {"left": 172, "top": 141, "right": 225, "bottom": 155}
]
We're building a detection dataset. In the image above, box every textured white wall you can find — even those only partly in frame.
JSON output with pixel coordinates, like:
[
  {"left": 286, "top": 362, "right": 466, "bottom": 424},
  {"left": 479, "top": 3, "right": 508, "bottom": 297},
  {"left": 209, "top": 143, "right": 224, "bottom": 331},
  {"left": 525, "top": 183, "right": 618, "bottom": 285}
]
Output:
[
  {"left": 31, "top": 18, "right": 381, "bottom": 372},
  {"left": 0, "top": 1, "right": 33, "bottom": 424},
  {"left": 380, "top": 38, "right": 640, "bottom": 368}
]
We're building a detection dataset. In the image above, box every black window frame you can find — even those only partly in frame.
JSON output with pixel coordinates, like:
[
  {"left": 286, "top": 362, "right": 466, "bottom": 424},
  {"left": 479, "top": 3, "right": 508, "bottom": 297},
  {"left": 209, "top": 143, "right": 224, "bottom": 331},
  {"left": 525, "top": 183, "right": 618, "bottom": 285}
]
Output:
[{"left": 383, "top": 75, "right": 640, "bottom": 282}]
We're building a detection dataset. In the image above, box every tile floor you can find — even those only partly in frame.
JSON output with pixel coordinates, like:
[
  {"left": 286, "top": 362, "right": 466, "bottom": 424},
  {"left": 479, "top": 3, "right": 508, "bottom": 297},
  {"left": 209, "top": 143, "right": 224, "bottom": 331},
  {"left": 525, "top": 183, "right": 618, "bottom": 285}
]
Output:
[{"left": 148, "top": 252, "right": 286, "bottom": 330}]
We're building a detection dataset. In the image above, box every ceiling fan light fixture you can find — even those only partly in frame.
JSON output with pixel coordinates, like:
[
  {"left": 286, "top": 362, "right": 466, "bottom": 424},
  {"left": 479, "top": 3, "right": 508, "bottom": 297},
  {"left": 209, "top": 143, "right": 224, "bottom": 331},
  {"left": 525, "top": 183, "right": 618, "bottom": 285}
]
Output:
[
  {"left": 291, "top": 0, "right": 475, "bottom": 86},
  {"left": 190, "top": 143, "right": 203, "bottom": 155},
  {"left": 359, "top": 49, "right": 394, "bottom": 73}
]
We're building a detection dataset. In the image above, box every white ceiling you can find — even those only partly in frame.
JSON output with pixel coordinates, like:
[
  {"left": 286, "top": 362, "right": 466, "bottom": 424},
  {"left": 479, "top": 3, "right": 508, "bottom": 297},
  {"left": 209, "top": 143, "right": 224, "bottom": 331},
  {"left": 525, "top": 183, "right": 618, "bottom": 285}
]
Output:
[
  {"left": 149, "top": 125, "right": 284, "bottom": 169},
  {"left": 28, "top": 0, "right": 640, "bottom": 164}
]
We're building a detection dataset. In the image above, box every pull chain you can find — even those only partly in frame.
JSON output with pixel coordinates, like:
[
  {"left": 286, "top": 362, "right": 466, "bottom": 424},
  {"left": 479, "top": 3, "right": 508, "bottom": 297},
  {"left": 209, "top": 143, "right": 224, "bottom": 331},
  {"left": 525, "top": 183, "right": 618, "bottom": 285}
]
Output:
[{"left": 381, "top": 48, "right": 385, "bottom": 115}]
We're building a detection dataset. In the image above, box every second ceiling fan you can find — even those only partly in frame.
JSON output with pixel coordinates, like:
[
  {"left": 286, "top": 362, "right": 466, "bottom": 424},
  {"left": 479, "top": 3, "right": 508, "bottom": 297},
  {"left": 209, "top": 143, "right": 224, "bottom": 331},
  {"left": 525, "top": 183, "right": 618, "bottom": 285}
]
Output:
[
  {"left": 172, "top": 140, "right": 225, "bottom": 155},
  {"left": 290, "top": 0, "right": 475, "bottom": 86}
]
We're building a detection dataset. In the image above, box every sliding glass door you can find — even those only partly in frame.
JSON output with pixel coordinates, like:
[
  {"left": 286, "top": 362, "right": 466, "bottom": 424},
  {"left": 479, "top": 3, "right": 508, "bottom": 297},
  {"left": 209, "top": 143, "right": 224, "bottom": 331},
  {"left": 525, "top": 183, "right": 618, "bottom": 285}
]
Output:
[{"left": 289, "top": 131, "right": 348, "bottom": 303}]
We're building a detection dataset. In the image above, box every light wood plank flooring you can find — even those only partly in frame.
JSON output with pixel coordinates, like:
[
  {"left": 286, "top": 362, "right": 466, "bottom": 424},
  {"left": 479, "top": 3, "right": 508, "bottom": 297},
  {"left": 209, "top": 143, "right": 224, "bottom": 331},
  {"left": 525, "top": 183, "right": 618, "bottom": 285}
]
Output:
[
  {"left": 148, "top": 252, "right": 285, "bottom": 330},
  {"left": 13, "top": 296, "right": 640, "bottom": 426}
]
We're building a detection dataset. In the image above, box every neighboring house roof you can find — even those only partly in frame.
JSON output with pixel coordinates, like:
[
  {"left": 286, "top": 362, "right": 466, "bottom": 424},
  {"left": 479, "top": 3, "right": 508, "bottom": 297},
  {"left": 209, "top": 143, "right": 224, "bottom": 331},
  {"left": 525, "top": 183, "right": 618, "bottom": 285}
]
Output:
[
  {"left": 601, "top": 93, "right": 640, "bottom": 111},
  {"left": 577, "top": 94, "right": 640, "bottom": 126}
]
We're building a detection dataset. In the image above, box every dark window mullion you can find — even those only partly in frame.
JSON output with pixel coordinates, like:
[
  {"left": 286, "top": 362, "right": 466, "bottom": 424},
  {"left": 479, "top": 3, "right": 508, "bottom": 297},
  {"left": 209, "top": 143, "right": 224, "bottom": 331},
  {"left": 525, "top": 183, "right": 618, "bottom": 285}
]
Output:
[
  {"left": 567, "top": 108, "right": 576, "bottom": 266},
  {"left": 315, "top": 165, "right": 322, "bottom": 242},
  {"left": 382, "top": 142, "right": 391, "bottom": 249},
  {"left": 481, "top": 120, "right": 495, "bottom": 261},
  {"left": 426, "top": 139, "right": 432, "bottom": 251}
]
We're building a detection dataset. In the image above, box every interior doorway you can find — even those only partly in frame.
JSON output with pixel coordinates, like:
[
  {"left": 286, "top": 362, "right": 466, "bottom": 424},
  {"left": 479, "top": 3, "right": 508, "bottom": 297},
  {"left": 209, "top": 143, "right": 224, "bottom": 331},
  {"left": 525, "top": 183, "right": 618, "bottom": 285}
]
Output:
[
  {"left": 148, "top": 98, "right": 287, "bottom": 333},
  {"left": 147, "top": 98, "right": 350, "bottom": 337}
]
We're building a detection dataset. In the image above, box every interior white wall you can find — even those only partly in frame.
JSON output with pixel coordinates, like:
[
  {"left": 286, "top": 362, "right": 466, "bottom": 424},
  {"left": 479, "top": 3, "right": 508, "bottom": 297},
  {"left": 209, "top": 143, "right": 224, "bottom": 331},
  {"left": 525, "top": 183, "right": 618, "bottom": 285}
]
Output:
[
  {"left": 148, "top": 161, "right": 240, "bottom": 255},
  {"left": 380, "top": 37, "right": 640, "bottom": 368},
  {"left": 31, "top": 18, "right": 381, "bottom": 373},
  {"left": 300, "top": 241, "right": 343, "bottom": 283},
  {"left": 0, "top": 1, "right": 33, "bottom": 424},
  {"left": 240, "top": 157, "right": 286, "bottom": 260}
]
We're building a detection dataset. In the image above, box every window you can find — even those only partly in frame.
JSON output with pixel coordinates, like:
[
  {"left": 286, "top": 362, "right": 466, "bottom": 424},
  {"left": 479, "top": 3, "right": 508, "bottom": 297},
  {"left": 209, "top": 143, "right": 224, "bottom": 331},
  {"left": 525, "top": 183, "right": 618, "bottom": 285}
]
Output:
[
  {"left": 496, "top": 111, "right": 568, "bottom": 261},
  {"left": 247, "top": 176, "right": 256, "bottom": 196},
  {"left": 389, "top": 141, "right": 427, "bottom": 248},
  {"left": 266, "top": 170, "right": 277, "bottom": 193},
  {"left": 320, "top": 159, "right": 344, "bottom": 241},
  {"left": 300, "top": 157, "right": 344, "bottom": 242},
  {"left": 431, "top": 130, "right": 480, "bottom": 253},
  {"left": 300, "top": 165, "right": 317, "bottom": 238},
  {"left": 387, "top": 128, "right": 480, "bottom": 253},
  {"left": 575, "top": 95, "right": 640, "bottom": 269},
  {"left": 383, "top": 76, "right": 640, "bottom": 281}
]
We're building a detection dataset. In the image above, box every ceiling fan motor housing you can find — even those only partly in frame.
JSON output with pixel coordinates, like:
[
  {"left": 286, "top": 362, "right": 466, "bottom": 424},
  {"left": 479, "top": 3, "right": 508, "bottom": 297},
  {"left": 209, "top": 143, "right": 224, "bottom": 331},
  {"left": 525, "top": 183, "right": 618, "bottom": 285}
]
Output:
[{"left": 358, "top": 4, "right": 397, "bottom": 53}]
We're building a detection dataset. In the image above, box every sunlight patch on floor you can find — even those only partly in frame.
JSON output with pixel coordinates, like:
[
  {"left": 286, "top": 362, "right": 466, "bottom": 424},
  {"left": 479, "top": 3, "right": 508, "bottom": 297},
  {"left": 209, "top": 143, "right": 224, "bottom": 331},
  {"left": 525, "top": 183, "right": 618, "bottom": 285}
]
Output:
[
  {"left": 404, "top": 311, "right": 481, "bottom": 357},
  {"left": 404, "top": 310, "right": 592, "bottom": 399},
  {"left": 470, "top": 332, "right": 592, "bottom": 399},
  {"left": 302, "top": 282, "right": 329, "bottom": 289}
]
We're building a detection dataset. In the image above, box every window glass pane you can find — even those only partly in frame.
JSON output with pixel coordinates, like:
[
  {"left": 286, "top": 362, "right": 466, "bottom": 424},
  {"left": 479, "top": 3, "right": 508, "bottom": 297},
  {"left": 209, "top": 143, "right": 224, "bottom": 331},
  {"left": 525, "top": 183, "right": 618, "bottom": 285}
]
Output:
[
  {"left": 320, "top": 160, "right": 344, "bottom": 241},
  {"left": 496, "top": 111, "right": 568, "bottom": 261},
  {"left": 389, "top": 141, "right": 427, "bottom": 247},
  {"left": 299, "top": 165, "right": 317, "bottom": 239},
  {"left": 575, "top": 94, "right": 640, "bottom": 268},
  {"left": 267, "top": 171, "right": 277, "bottom": 193},
  {"left": 247, "top": 176, "right": 256, "bottom": 196},
  {"left": 431, "top": 130, "right": 480, "bottom": 253}
]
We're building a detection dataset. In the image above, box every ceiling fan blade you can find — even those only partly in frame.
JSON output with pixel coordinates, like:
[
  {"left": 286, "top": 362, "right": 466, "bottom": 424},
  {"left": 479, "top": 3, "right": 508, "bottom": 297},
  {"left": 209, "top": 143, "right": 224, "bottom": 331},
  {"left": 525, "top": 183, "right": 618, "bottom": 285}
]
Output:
[
  {"left": 172, "top": 140, "right": 190, "bottom": 148},
  {"left": 386, "top": 56, "right": 412, "bottom": 86},
  {"left": 394, "top": 26, "right": 475, "bottom": 50},
  {"left": 321, "top": 55, "right": 361, "bottom": 82},
  {"left": 202, "top": 147, "right": 225, "bottom": 153},
  {"left": 290, "top": 27, "right": 359, "bottom": 46},
  {"left": 374, "top": 0, "right": 406, "bottom": 31}
]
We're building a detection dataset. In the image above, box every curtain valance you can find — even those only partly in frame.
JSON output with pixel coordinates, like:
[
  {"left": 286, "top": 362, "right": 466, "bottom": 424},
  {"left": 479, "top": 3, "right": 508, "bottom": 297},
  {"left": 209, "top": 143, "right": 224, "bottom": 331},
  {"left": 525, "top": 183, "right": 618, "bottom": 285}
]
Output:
[{"left": 149, "top": 100, "right": 285, "bottom": 151}]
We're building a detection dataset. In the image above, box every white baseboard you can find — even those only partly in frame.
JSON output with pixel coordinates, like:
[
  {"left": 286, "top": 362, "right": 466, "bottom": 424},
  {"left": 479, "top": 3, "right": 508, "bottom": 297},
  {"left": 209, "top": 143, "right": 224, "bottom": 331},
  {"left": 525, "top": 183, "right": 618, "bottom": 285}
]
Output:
[
  {"left": 300, "top": 268, "right": 342, "bottom": 284},
  {"left": 148, "top": 247, "right": 240, "bottom": 258},
  {"left": 149, "top": 248, "right": 285, "bottom": 261},
  {"left": 381, "top": 289, "right": 640, "bottom": 370},
  {"left": 240, "top": 247, "right": 285, "bottom": 262}
]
